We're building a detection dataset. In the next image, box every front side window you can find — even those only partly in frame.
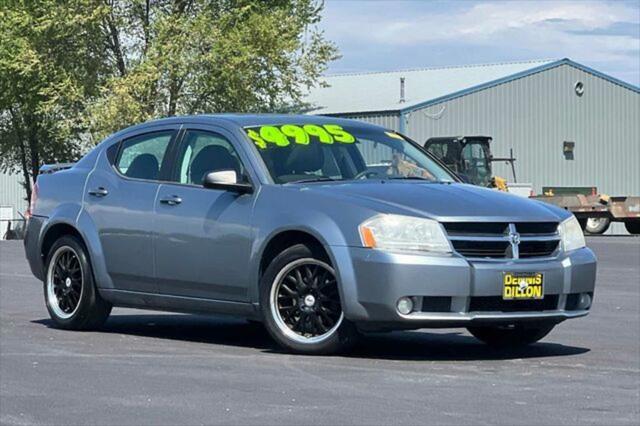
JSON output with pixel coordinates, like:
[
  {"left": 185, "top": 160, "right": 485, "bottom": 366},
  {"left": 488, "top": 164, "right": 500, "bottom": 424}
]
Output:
[
  {"left": 173, "top": 130, "right": 246, "bottom": 185},
  {"left": 115, "top": 131, "right": 173, "bottom": 180},
  {"left": 244, "top": 124, "right": 455, "bottom": 184}
]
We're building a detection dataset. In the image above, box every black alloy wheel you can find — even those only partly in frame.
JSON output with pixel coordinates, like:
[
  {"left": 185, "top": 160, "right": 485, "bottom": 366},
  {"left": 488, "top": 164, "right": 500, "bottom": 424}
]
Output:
[
  {"left": 44, "top": 235, "right": 112, "bottom": 329},
  {"left": 47, "top": 246, "right": 83, "bottom": 318},
  {"left": 272, "top": 259, "right": 343, "bottom": 341},
  {"left": 260, "top": 244, "right": 358, "bottom": 354}
]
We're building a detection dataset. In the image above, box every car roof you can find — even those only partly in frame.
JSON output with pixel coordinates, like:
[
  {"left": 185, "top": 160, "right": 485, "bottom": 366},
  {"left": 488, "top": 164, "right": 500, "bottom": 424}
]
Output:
[{"left": 118, "top": 113, "right": 384, "bottom": 134}]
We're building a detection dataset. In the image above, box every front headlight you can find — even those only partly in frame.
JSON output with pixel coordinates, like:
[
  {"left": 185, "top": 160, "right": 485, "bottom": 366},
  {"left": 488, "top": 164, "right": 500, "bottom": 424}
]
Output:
[
  {"left": 359, "top": 214, "right": 452, "bottom": 253},
  {"left": 558, "top": 216, "right": 586, "bottom": 252}
]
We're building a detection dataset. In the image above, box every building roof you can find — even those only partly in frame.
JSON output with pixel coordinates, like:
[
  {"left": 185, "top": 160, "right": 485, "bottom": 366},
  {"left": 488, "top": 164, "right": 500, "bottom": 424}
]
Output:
[{"left": 305, "top": 58, "right": 639, "bottom": 115}]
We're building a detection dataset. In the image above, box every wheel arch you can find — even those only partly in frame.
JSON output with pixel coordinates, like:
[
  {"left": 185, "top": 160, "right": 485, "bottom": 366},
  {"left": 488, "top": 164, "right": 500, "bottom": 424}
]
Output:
[
  {"left": 39, "top": 211, "right": 113, "bottom": 291},
  {"left": 251, "top": 226, "right": 367, "bottom": 319},
  {"left": 40, "top": 222, "right": 86, "bottom": 262},
  {"left": 258, "top": 229, "right": 332, "bottom": 280}
]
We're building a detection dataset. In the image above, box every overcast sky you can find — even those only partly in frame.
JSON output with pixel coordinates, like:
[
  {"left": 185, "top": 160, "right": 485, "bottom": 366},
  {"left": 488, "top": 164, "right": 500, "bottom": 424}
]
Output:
[{"left": 319, "top": 0, "right": 640, "bottom": 86}]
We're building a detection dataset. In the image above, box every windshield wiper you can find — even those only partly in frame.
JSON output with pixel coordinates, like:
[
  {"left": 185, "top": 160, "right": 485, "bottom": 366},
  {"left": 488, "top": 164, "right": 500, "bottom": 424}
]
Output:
[
  {"left": 286, "top": 177, "right": 341, "bottom": 184},
  {"left": 388, "top": 176, "right": 436, "bottom": 181}
]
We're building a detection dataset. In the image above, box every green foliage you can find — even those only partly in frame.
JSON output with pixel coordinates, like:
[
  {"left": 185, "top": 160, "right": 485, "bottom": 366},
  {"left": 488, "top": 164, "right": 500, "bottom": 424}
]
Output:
[
  {"left": 0, "top": 0, "right": 337, "bottom": 200},
  {"left": 0, "top": 0, "right": 109, "bottom": 198},
  {"left": 88, "top": 0, "right": 338, "bottom": 139}
]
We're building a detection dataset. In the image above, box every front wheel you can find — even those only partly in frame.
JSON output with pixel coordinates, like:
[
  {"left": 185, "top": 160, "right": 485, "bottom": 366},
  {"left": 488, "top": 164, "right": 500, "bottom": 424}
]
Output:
[
  {"left": 44, "top": 235, "right": 112, "bottom": 330},
  {"left": 260, "top": 244, "right": 357, "bottom": 354},
  {"left": 467, "top": 323, "right": 556, "bottom": 348}
]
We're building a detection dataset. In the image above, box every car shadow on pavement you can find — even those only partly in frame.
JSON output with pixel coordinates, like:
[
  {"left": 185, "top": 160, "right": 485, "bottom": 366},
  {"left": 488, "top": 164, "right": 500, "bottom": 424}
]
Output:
[
  {"left": 34, "top": 314, "right": 277, "bottom": 351},
  {"left": 32, "top": 314, "right": 589, "bottom": 361},
  {"left": 347, "top": 330, "right": 589, "bottom": 361}
]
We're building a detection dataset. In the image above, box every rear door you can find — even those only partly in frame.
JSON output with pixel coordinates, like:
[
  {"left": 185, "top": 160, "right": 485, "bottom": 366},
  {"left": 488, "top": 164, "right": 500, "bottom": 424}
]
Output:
[
  {"left": 84, "top": 126, "right": 178, "bottom": 292},
  {"left": 152, "top": 125, "right": 256, "bottom": 301}
]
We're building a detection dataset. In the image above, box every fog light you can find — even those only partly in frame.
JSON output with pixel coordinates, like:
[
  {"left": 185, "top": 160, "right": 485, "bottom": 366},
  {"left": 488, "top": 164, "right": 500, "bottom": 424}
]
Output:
[
  {"left": 397, "top": 297, "right": 414, "bottom": 315},
  {"left": 578, "top": 293, "right": 592, "bottom": 310}
]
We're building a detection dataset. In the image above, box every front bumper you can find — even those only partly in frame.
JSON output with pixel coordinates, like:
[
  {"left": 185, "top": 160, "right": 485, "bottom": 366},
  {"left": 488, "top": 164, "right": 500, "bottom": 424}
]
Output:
[{"left": 331, "top": 246, "right": 597, "bottom": 329}]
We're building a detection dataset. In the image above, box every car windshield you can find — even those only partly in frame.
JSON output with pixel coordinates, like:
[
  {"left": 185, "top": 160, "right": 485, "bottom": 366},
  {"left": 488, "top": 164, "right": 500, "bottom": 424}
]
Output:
[{"left": 244, "top": 123, "right": 456, "bottom": 184}]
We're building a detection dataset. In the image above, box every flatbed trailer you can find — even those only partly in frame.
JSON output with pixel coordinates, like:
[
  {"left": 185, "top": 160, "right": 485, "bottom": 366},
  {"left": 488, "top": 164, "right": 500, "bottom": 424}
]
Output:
[{"left": 531, "top": 188, "right": 639, "bottom": 234}]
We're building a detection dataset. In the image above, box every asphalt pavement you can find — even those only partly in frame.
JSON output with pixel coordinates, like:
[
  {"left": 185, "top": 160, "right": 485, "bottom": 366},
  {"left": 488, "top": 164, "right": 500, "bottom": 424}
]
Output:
[{"left": 1, "top": 237, "right": 638, "bottom": 425}]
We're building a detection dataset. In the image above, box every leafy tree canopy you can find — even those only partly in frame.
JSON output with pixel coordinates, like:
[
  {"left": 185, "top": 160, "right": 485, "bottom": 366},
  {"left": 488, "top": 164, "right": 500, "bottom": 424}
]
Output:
[
  {"left": 0, "top": 0, "right": 108, "bottom": 199},
  {"left": 89, "top": 0, "right": 338, "bottom": 139},
  {"left": 0, "top": 0, "right": 337, "bottom": 201}
]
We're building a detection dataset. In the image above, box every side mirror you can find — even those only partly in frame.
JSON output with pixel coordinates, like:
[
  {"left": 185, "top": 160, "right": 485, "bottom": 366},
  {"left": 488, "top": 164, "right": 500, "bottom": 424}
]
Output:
[{"left": 203, "top": 170, "right": 253, "bottom": 194}]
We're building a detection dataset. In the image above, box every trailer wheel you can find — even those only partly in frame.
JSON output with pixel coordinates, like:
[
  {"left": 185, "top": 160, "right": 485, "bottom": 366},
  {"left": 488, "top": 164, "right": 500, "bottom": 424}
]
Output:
[
  {"left": 625, "top": 221, "right": 640, "bottom": 235},
  {"left": 577, "top": 218, "right": 587, "bottom": 231},
  {"left": 585, "top": 217, "right": 610, "bottom": 235}
]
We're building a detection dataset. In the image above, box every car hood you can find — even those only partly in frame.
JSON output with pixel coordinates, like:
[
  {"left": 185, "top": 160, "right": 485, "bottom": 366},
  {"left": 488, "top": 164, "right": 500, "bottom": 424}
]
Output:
[{"left": 297, "top": 181, "right": 568, "bottom": 222}]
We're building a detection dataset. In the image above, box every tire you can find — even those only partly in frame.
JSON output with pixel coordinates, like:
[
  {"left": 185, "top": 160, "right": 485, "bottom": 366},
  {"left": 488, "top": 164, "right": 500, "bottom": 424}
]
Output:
[
  {"left": 577, "top": 218, "right": 587, "bottom": 231},
  {"left": 625, "top": 221, "right": 640, "bottom": 235},
  {"left": 259, "top": 244, "right": 357, "bottom": 354},
  {"left": 44, "top": 235, "right": 112, "bottom": 330},
  {"left": 467, "top": 323, "right": 555, "bottom": 348},
  {"left": 585, "top": 217, "right": 610, "bottom": 235}
]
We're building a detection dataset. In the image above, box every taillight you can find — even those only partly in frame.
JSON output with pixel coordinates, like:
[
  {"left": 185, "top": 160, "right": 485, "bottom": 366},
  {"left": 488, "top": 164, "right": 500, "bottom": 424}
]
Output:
[{"left": 26, "top": 182, "right": 38, "bottom": 219}]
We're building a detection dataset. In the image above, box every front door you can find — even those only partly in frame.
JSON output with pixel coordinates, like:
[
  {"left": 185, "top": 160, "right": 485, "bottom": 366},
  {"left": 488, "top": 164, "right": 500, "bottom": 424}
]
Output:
[
  {"left": 84, "top": 129, "right": 176, "bottom": 292},
  {"left": 153, "top": 128, "right": 255, "bottom": 301}
]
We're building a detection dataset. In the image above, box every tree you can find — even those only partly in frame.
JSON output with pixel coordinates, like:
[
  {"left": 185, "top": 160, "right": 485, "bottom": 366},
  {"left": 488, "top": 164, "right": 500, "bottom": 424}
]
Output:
[
  {"left": 88, "top": 0, "right": 339, "bottom": 139},
  {"left": 0, "top": 0, "right": 338, "bottom": 203},
  {"left": 0, "top": 0, "right": 108, "bottom": 201}
]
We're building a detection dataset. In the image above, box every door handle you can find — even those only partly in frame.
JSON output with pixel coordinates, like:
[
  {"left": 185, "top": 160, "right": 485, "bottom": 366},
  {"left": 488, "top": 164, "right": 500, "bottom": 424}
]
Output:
[
  {"left": 88, "top": 187, "right": 109, "bottom": 197},
  {"left": 159, "top": 195, "right": 182, "bottom": 206}
]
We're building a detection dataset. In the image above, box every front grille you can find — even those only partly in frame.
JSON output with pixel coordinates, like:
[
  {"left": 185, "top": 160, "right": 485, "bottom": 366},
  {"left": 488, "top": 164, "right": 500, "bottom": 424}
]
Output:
[
  {"left": 516, "top": 222, "right": 559, "bottom": 235},
  {"left": 444, "top": 222, "right": 509, "bottom": 236},
  {"left": 519, "top": 240, "right": 560, "bottom": 258},
  {"left": 451, "top": 240, "right": 510, "bottom": 258},
  {"left": 469, "top": 295, "right": 559, "bottom": 312},
  {"left": 443, "top": 222, "right": 560, "bottom": 260}
]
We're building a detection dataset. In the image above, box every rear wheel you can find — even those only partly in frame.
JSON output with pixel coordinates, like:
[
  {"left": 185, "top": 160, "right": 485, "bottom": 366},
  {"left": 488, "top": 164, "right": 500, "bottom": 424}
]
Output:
[
  {"left": 467, "top": 323, "right": 555, "bottom": 348},
  {"left": 44, "top": 235, "right": 111, "bottom": 330},
  {"left": 260, "top": 244, "right": 357, "bottom": 354},
  {"left": 625, "top": 221, "right": 640, "bottom": 235},
  {"left": 585, "top": 217, "right": 610, "bottom": 235}
]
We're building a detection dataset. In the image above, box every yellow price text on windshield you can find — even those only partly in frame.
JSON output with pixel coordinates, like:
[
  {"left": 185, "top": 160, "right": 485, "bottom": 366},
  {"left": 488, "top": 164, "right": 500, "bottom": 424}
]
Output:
[
  {"left": 246, "top": 129, "right": 267, "bottom": 149},
  {"left": 246, "top": 124, "right": 355, "bottom": 149}
]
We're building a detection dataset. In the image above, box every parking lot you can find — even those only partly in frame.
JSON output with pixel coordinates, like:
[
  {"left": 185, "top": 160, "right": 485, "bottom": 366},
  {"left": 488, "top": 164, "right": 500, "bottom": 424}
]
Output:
[{"left": 0, "top": 237, "right": 638, "bottom": 425}]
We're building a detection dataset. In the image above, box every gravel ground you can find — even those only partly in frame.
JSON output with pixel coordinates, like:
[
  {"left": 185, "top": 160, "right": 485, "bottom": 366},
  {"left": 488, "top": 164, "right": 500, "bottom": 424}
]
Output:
[{"left": 0, "top": 237, "right": 638, "bottom": 426}]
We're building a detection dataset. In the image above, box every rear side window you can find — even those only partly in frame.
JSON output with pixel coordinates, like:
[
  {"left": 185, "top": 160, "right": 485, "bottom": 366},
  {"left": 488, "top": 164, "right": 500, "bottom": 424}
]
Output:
[{"left": 115, "top": 132, "right": 173, "bottom": 181}]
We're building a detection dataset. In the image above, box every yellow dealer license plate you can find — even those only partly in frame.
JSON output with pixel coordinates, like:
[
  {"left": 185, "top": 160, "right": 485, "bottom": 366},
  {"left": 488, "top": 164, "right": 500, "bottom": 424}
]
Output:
[{"left": 503, "top": 272, "right": 544, "bottom": 300}]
